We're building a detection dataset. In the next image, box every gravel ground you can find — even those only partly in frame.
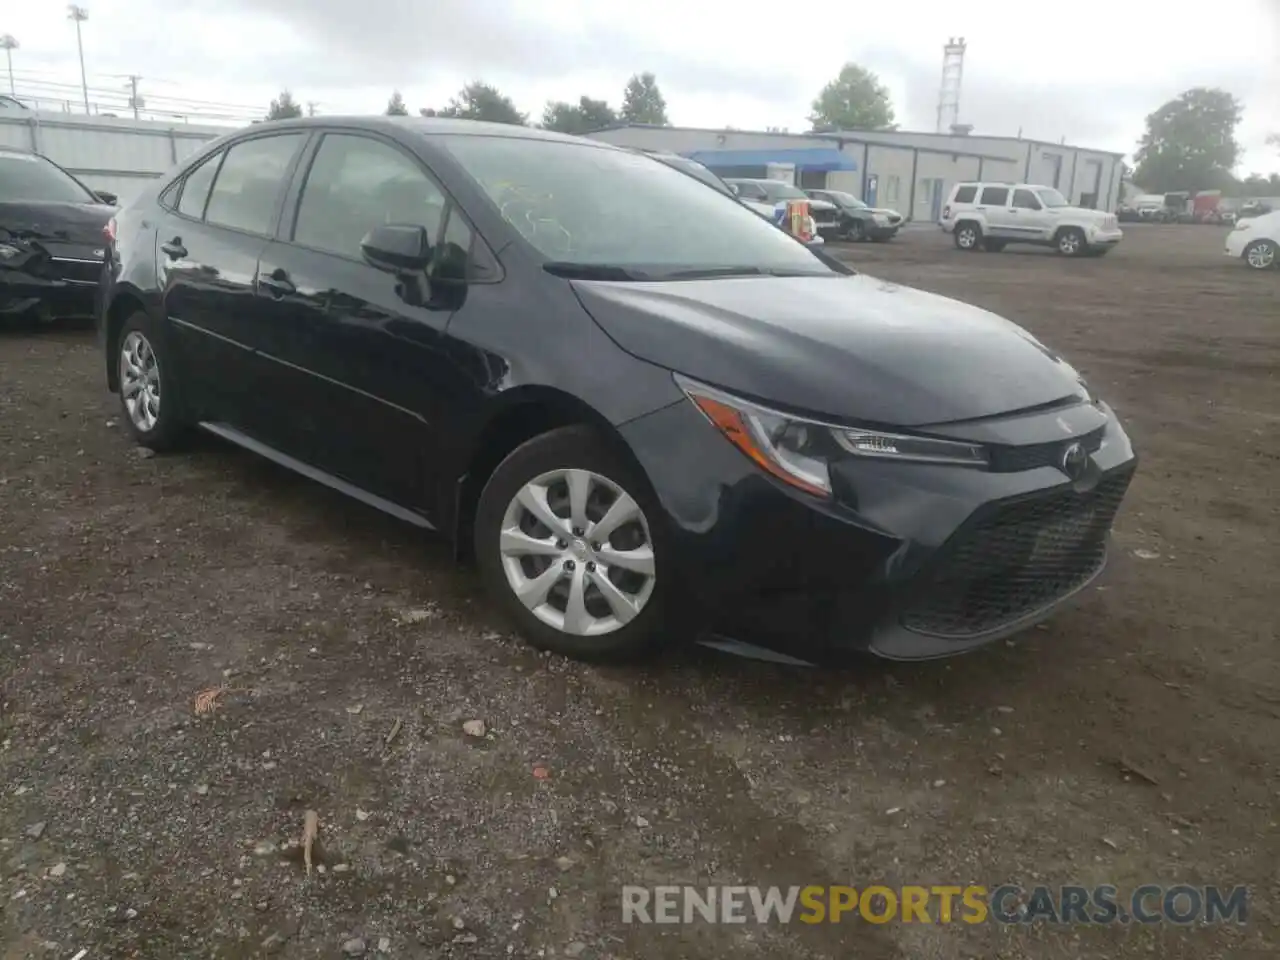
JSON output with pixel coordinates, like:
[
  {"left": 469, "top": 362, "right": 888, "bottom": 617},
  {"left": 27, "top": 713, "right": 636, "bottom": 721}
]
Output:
[{"left": 1, "top": 225, "right": 1277, "bottom": 959}]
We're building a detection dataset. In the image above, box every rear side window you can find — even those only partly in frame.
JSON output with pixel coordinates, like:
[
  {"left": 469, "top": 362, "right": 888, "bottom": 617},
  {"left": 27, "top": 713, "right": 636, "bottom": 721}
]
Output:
[
  {"left": 952, "top": 185, "right": 977, "bottom": 204},
  {"left": 176, "top": 152, "right": 221, "bottom": 220},
  {"left": 204, "top": 134, "right": 304, "bottom": 236},
  {"left": 979, "top": 186, "right": 1010, "bottom": 206},
  {"left": 293, "top": 133, "right": 447, "bottom": 260}
]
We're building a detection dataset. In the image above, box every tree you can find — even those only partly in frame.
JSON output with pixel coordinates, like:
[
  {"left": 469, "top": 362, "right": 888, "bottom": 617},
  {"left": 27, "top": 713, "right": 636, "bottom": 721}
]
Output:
[
  {"left": 1269, "top": 132, "right": 1279, "bottom": 155},
  {"left": 266, "top": 90, "right": 303, "bottom": 121},
  {"left": 1131, "top": 87, "right": 1243, "bottom": 192},
  {"left": 541, "top": 96, "right": 617, "bottom": 134},
  {"left": 385, "top": 91, "right": 408, "bottom": 116},
  {"left": 808, "top": 63, "right": 895, "bottom": 131},
  {"left": 620, "top": 73, "right": 669, "bottom": 125},
  {"left": 424, "top": 82, "right": 526, "bottom": 125}
]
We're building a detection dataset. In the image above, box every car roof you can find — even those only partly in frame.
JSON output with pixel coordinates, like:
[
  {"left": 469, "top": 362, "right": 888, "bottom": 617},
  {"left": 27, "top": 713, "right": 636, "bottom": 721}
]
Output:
[
  {"left": 0, "top": 146, "right": 35, "bottom": 158},
  {"left": 252, "top": 115, "right": 606, "bottom": 147}
]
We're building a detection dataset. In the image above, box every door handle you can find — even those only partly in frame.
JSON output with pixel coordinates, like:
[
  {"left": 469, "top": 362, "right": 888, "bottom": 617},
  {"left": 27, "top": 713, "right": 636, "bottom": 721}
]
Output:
[
  {"left": 258, "top": 269, "right": 296, "bottom": 298},
  {"left": 160, "top": 237, "right": 187, "bottom": 259}
]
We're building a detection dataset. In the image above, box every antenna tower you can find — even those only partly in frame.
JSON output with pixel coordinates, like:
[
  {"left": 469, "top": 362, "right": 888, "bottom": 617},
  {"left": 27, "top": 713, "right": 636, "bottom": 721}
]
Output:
[{"left": 936, "top": 37, "right": 966, "bottom": 134}]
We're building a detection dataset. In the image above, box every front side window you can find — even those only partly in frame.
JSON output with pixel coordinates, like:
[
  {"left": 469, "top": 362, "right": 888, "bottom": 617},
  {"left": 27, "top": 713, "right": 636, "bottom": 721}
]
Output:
[
  {"left": 204, "top": 134, "right": 304, "bottom": 235},
  {"left": 440, "top": 137, "right": 833, "bottom": 278},
  {"left": 0, "top": 152, "right": 98, "bottom": 203},
  {"left": 826, "top": 191, "right": 865, "bottom": 208},
  {"left": 176, "top": 152, "right": 222, "bottom": 219},
  {"left": 294, "top": 134, "right": 448, "bottom": 260},
  {"left": 980, "top": 186, "right": 1010, "bottom": 206},
  {"left": 1012, "top": 188, "right": 1041, "bottom": 210},
  {"left": 1035, "top": 188, "right": 1070, "bottom": 208}
]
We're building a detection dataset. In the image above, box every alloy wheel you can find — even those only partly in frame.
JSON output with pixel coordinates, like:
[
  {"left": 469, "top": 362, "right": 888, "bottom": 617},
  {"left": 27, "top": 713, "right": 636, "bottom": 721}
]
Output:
[
  {"left": 120, "top": 330, "right": 161, "bottom": 432},
  {"left": 1246, "top": 241, "right": 1276, "bottom": 270},
  {"left": 1058, "top": 231, "right": 1083, "bottom": 255},
  {"left": 957, "top": 227, "right": 977, "bottom": 249},
  {"left": 498, "top": 468, "right": 657, "bottom": 637}
]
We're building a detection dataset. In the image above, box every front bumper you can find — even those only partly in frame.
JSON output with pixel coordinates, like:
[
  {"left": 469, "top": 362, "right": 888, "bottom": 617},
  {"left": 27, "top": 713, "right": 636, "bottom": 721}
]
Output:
[
  {"left": 620, "top": 398, "right": 1137, "bottom": 662},
  {"left": 0, "top": 270, "right": 98, "bottom": 320},
  {"left": 1224, "top": 232, "right": 1251, "bottom": 258},
  {"left": 1087, "top": 227, "right": 1124, "bottom": 247}
]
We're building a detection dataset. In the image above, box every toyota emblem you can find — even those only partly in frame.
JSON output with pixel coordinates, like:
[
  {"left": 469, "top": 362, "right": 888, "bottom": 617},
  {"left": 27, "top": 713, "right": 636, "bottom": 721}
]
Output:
[{"left": 1060, "top": 442, "right": 1088, "bottom": 480}]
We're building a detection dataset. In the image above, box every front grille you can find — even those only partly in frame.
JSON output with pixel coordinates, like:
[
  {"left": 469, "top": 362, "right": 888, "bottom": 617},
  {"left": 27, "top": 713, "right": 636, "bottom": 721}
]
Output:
[
  {"left": 900, "top": 468, "right": 1133, "bottom": 638},
  {"left": 48, "top": 256, "right": 102, "bottom": 284},
  {"left": 988, "top": 426, "right": 1105, "bottom": 473}
]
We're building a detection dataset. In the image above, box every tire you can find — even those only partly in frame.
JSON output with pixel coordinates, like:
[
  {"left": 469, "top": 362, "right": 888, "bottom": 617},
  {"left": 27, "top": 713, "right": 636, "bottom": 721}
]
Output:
[
  {"left": 115, "top": 311, "right": 189, "bottom": 451},
  {"left": 1056, "top": 228, "right": 1087, "bottom": 257},
  {"left": 953, "top": 222, "right": 982, "bottom": 251},
  {"left": 845, "top": 219, "right": 865, "bottom": 242},
  {"left": 1244, "top": 239, "right": 1277, "bottom": 270},
  {"left": 982, "top": 239, "right": 1007, "bottom": 253},
  {"left": 473, "top": 425, "right": 670, "bottom": 661}
]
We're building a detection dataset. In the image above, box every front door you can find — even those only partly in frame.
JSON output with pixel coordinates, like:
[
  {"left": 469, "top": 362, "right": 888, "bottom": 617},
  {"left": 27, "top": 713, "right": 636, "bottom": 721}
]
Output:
[
  {"left": 1010, "top": 187, "right": 1051, "bottom": 240},
  {"left": 251, "top": 131, "right": 470, "bottom": 512},
  {"left": 158, "top": 132, "right": 307, "bottom": 426}
]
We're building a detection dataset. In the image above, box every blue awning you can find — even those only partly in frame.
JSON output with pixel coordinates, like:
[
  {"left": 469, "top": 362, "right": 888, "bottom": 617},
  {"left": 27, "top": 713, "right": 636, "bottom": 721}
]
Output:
[{"left": 683, "top": 147, "right": 857, "bottom": 172}]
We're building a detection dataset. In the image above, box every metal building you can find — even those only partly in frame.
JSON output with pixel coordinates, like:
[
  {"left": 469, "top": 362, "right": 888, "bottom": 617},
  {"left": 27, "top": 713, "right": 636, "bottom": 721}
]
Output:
[
  {"left": 587, "top": 124, "right": 1126, "bottom": 220},
  {"left": 0, "top": 104, "right": 227, "bottom": 202}
]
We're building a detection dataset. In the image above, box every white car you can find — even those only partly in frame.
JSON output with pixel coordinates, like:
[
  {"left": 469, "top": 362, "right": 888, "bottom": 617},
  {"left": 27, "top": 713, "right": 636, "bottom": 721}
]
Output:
[
  {"left": 940, "top": 181, "right": 1123, "bottom": 257},
  {"left": 1224, "top": 210, "right": 1279, "bottom": 270}
]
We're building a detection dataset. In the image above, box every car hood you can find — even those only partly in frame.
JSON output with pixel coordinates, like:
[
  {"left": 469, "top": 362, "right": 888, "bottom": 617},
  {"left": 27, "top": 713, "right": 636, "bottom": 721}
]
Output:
[
  {"left": 0, "top": 200, "right": 116, "bottom": 246},
  {"left": 1058, "top": 206, "right": 1111, "bottom": 223},
  {"left": 572, "top": 273, "right": 1088, "bottom": 427}
]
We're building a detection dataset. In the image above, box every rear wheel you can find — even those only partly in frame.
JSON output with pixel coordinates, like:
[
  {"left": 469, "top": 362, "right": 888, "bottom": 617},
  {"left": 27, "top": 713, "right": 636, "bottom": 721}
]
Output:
[
  {"left": 1056, "top": 228, "right": 1087, "bottom": 257},
  {"left": 953, "top": 222, "right": 982, "bottom": 251},
  {"left": 1245, "top": 239, "right": 1277, "bottom": 270},
  {"left": 474, "top": 426, "right": 669, "bottom": 661},
  {"left": 116, "top": 312, "right": 189, "bottom": 451}
]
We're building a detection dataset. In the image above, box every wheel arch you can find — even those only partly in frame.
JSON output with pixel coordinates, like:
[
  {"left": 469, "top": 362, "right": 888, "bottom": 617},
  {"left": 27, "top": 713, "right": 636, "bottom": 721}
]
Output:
[
  {"left": 104, "top": 285, "right": 155, "bottom": 392},
  {"left": 450, "top": 386, "right": 655, "bottom": 561}
]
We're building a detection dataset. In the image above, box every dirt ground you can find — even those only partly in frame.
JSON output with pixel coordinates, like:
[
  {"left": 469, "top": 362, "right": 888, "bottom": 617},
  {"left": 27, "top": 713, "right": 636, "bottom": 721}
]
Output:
[{"left": 1, "top": 225, "right": 1277, "bottom": 959}]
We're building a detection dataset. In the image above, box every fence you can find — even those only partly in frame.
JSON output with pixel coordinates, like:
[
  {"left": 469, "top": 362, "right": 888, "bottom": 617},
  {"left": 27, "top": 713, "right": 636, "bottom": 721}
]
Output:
[{"left": 0, "top": 107, "right": 232, "bottom": 203}]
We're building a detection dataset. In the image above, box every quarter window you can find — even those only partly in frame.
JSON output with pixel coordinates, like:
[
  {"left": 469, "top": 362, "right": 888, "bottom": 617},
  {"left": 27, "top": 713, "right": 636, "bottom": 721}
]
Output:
[
  {"left": 979, "top": 186, "right": 1010, "bottom": 206},
  {"left": 204, "top": 134, "right": 304, "bottom": 236},
  {"left": 176, "top": 152, "right": 221, "bottom": 220},
  {"left": 952, "top": 185, "right": 977, "bottom": 204},
  {"left": 1012, "top": 188, "right": 1041, "bottom": 210},
  {"left": 293, "top": 134, "right": 448, "bottom": 260}
]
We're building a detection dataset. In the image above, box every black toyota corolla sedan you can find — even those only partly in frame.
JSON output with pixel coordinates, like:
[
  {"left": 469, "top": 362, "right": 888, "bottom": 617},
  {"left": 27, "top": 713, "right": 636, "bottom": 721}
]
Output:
[
  {"left": 97, "top": 116, "right": 1137, "bottom": 664},
  {"left": 1, "top": 147, "right": 117, "bottom": 324}
]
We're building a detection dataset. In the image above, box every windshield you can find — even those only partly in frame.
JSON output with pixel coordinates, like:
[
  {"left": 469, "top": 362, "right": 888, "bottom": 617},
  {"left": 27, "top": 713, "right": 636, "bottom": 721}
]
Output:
[
  {"left": 1035, "top": 188, "right": 1069, "bottom": 208},
  {"left": 826, "top": 191, "right": 866, "bottom": 208},
  {"left": 440, "top": 137, "right": 833, "bottom": 278},
  {"left": 760, "top": 181, "right": 806, "bottom": 201},
  {"left": 0, "top": 153, "right": 98, "bottom": 203}
]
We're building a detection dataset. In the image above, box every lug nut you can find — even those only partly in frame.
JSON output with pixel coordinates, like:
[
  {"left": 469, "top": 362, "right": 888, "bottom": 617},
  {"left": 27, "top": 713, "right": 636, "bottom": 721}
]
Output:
[
  {"left": 556, "top": 539, "right": 567, "bottom": 549},
  {"left": 590, "top": 542, "right": 601, "bottom": 551},
  {"left": 586, "top": 561, "right": 596, "bottom": 573},
  {"left": 573, "top": 527, "right": 584, "bottom": 536},
  {"left": 563, "top": 560, "right": 575, "bottom": 572}
]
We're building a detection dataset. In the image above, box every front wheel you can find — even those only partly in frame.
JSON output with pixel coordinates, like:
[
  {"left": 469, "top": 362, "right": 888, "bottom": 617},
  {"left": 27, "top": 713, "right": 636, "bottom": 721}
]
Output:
[
  {"left": 844, "top": 219, "right": 865, "bottom": 242},
  {"left": 116, "top": 313, "right": 189, "bottom": 451},
  {"left": 474, "top": 426, "right": 670, "bottom": 661},
  {"left": 1056, "top": 228, "right": 1087, "bottom": 257},
  {"left": 1245, "top": 239, "right": 1277, "bottom": 270}
]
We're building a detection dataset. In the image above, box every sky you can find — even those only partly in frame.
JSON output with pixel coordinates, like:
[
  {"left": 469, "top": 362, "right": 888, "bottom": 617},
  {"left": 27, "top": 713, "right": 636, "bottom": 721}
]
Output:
[{"left": 5, "top": 0, "right": 1279, "bottom": 174}]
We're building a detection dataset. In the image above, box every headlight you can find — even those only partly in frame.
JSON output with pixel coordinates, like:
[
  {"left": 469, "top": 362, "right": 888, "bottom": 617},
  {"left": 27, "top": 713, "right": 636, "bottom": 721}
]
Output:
[
  {"left": 0, "top": 243, "right": 23, "bottom": 260},
  {"left": 873, "top": 214, "right": 889, "bottom": 224},
  {"left": 674, "top": 375, "right": 989, "bottom": 498}
]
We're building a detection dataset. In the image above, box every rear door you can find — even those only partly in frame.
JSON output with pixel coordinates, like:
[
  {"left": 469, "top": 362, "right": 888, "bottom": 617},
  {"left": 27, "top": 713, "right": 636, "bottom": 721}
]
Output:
[
  {"left": 976, "top": 185, "right": 1014, "bottom": 237},
  {"left": 158, "top": 132, "right": 308, "bottom": 425}
]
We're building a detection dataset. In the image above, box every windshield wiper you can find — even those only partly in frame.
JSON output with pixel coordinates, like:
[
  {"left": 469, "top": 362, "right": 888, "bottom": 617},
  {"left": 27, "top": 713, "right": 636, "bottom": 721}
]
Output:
[
  {"left": 543, "top": 262, "right": 652, "bottom": 281},
  {"left": 659, "top": 266, "right": 767, "bottom": 279}
]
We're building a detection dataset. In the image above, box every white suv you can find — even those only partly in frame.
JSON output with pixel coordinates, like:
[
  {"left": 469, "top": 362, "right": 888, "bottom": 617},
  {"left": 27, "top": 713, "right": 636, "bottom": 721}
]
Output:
[{"left": 940, "top": 182, "right": 1123, "bottom": 257}]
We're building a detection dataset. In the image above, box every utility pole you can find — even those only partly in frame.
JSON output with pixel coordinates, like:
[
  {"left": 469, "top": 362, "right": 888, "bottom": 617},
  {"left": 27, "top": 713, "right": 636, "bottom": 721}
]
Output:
[
  {"left": 306, "top": 101, "right": 317, "bottom": 117},
  {"left": 125, "top": 74, "right": 143, "bottom": 119},
  {"left": 0, "top": 36, "right": 17, "bottom": 97},
  {"left": 67, "top": 5, "right": 89, "bottom": 113}
]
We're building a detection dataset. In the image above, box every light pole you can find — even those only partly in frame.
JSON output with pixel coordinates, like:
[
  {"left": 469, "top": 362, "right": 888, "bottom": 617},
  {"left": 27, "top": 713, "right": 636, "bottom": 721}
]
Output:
[
  {"left": 67, "top": 5, "right": 89, "bottom": 113},
  {"left": 0, "top": 36, "right": 17, "bottom": 97}
]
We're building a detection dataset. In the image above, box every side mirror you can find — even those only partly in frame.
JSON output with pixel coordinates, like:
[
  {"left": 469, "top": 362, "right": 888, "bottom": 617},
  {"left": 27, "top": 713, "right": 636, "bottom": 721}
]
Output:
[
  {"left": 95, "top": 190, "right": 118, "bottom": 205},
  {"left": 360, "top": 223, "right": 432, "bottom": 274}
]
